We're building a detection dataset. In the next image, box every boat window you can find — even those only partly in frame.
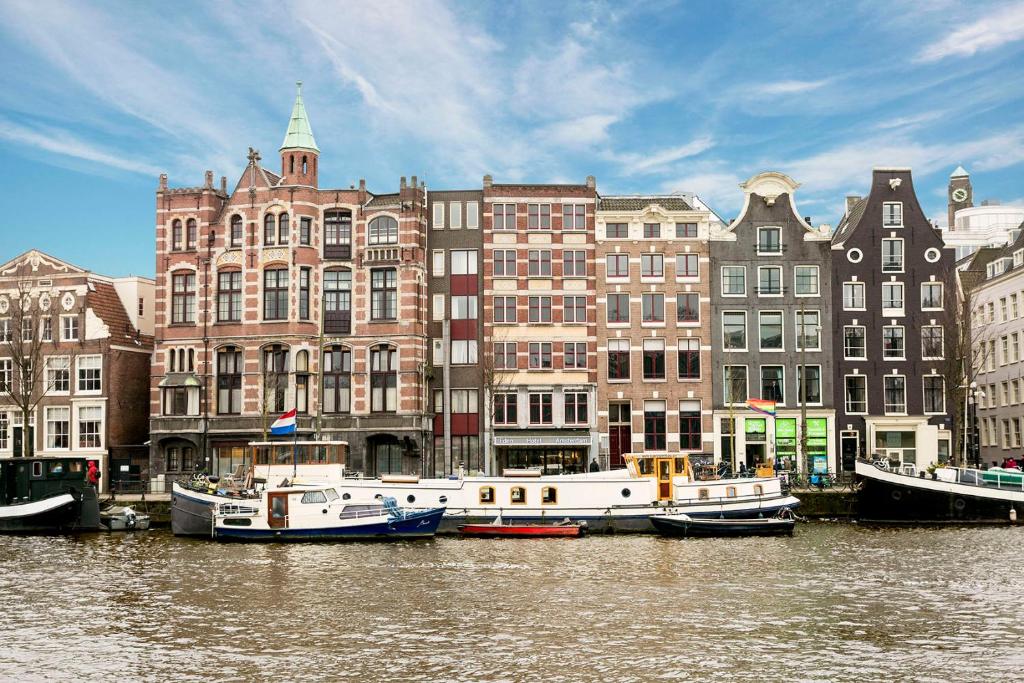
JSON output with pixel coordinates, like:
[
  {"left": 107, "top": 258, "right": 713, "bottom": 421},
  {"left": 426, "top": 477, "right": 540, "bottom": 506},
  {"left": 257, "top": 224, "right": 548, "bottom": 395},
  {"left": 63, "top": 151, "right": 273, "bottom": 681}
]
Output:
[
  {"left": 511, "top": 486, "right": 526, "bottom": 504},
  {"left": 726, "top": 486, "right": 737, "bottom": 498},
  {"left": 479, "top": 486, "right": 495, "bottom": 504},
  {"left": 675, "top": 458, "right": 686, "bottom": 474},
  {"left": 69, "top": 461, "right": 83, "bottom": 473},
  {"left": 48, "top": 462, "right": 65, "bottom": 476},
  {"left": 753, "top": 484, "right": 763, "bottom": 496},
  {"left": 698, "top": 488, "right": 709, "bottom": 500},
  {"left": 406, "top": 495, "right": 416, "bottom": 504},
  {"left": 342, "top": 493, "right": 351, "bottom": 501},
  {"left": 31, "top": 462, "right": 43, "bottom": 478},
  {"left": 541, "top": 487, "right": 557, "bottom": 504},
  {"left": 438, "top": 496, "right": 448, "bottom": 504},
  {"left": 324, "top": 489, "right": 340, "bottom": 501},
  {"left": 638, "top": 459, "right": 654, "bottom": 475},
  {"left": 621, "top": 488, "right": 631, "bottom": 498},
  {"left": 301, "top": 491, "right": 328, "bottom": 504}
]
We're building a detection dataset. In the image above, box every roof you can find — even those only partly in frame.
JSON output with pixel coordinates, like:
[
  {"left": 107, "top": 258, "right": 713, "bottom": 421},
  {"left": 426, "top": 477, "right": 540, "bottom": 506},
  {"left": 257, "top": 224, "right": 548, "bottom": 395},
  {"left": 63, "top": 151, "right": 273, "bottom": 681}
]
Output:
[
  {"left": 366, "top": 193, "right": 401, "bottom": 207},
  {"left": 832, "top": 197, "right": 868, "bottom": 244},
  {"left": 950, "top": 165, "right": 969, "bottom": 178},
  {"left": 279, "top": 82, "right": 319, "bottom": 153},
  {"left": 88, "top": 281, "right": 136, "bottom": 337},
  {"left": 599, "top": 196, "right": 692, "bottom": 211}
]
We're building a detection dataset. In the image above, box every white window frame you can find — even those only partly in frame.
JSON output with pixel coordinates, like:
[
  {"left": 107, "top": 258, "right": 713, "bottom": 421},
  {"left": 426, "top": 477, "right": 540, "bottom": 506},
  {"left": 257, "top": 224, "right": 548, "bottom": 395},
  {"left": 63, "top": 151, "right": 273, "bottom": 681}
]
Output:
[
  {"left": 723, "top": 365, "right": 749, "bottom": 406},
  {"left": 722, "top": 311, "right": 748, "bottom": 352},
  {"left": 675, "top": 253, "right": 699, "bottom": 280},
  {"left": 432, "top": 294, "right": 445, "bottom": 321},
  {"left": 60, "top": 314, "right": 78, "bottom": 341},
  {"left": 756, "top": 226, "right": 783, "bottom": 255},
  {"left": 881, "top": 281, "right": 905, "bottom": 316},
  {"left": 466, "top": 201, "right": 479, "bottom": 229},
  {"left": 923, "top": 375, "right": 946, "bottom": 415},
  {"left": 844, "top": 375, "right": 868, "bottom": 415},
  {"left": 432, "top": 202, "right": 445, "bottom": 229},
  {"left": 450, "top": 340, "right": 478, "bottom": 365},
  {"left": 45, "top": 405, "right": 70, "bottom": 451},
  {"left": 882, "top": 201, "right": 903, "bottom": 228},
  {"left": 451, "top": 249, "right": 478, "bottom": 275},
  {"left": 757, "top": 265, "right": 783, "bottom": 298},
  {"left": 921, "top": 325, "right": 944, "bottom": 360},
  {"left": 758, "top": 310, "right": 785, "bottom": 352},
  {"left": 45, "top": 355, "right": 71, "bottom": 396},
  {"left": 432, "top": 249, "right": 445, "bottom": 277},
  {"left": 921, "top": 282, "right": 944, "bottom": 311},
  {"left": 797, "top": 365, "right": 824, "bottom": 407},
  {"left": 76, "top": 355, "right": 102, "bottom": 395},
  {"left": 759, "top": 364, "right": 786, "bottom": 406},
  {"left": 75, "top": 403, "right": 105, "bottom": 450},
  {"left": 843, "top": 281, "right": 865, "bottom": 311},
  {"left": 794, "top": 310, "right": 821, "bottom": 352},
  {"left": 883, "top": 375, "right": 907, "bottom": 415},
  {"left": 883, "top": 325, "right": 906, "bottom": 360},
  {"left": 721, "top": 265, "right": 746, "bottom": 297},
  {"left": 843, "top": 325, "right": 867, "bottom": 360},
  {"left": 793, "top": 265, "right": 820, "bottom": 297},
  {"left": 449, "top": 202, "right": 462, "bottom": 229},
  {"left": 882, "top": 238, "right": 904, "bottom": 273}
]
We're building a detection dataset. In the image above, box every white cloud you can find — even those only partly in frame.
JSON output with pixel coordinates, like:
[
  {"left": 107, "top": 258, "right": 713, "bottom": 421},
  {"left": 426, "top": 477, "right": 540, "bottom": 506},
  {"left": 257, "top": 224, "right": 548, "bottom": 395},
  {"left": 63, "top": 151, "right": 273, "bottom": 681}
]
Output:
[
  {"left": 750, "top": 79, "right": 831, "bottom": 96},
  {"left": 658, "top": 169, "right": 747, "bottom": 216},
  {"left": 916, "top": 2, "right": 1024, "bottom": 62},
  {"left": 0, "top": 118, "right": 162, "bottom": 176},
  {"left": 611, "top": 136, "right": 716, "bottom": 175}
]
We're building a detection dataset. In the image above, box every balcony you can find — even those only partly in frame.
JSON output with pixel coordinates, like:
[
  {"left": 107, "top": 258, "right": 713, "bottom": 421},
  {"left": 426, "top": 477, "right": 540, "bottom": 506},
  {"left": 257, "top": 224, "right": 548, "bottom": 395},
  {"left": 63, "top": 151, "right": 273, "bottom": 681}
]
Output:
[
  {"left": 325, "top": 310, "right": 352, "bottom": 335},
  {"left": 324, "top": 243, "right": 351, "bottom": 260},
  {"left": 364, "top": 247, "right": 401, "bottom": 264}
]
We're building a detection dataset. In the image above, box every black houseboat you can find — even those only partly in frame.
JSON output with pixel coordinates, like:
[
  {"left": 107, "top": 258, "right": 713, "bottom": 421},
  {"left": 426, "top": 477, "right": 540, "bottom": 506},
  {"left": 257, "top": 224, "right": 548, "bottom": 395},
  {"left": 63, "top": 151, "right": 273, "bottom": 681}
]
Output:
[{"left": 0, "top": 457, "right": 101, "bottom": 533}]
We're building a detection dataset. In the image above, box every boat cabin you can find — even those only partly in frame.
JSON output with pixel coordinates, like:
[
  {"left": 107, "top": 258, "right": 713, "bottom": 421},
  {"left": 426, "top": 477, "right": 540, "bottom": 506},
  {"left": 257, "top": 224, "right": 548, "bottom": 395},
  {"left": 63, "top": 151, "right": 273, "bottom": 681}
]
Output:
[
  {"left": 0, "top": 457, "right": 91, "bottom": 505},
  {"left": 624, "top": 453, "right": 695, "bottom": 500}
]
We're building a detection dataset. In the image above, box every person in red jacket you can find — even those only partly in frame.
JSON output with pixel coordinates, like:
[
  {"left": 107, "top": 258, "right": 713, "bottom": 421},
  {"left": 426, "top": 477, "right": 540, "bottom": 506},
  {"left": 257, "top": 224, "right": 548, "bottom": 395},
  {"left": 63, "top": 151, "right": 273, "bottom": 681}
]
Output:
[{"left": 87, "top": 461, "right": 100, "bottom": 487}]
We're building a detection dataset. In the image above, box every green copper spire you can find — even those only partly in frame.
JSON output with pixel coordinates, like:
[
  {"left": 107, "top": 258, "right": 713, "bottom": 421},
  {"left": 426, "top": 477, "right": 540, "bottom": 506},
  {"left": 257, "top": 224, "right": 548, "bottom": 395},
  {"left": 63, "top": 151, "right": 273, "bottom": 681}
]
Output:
[{"left": 280, "top": 81, "right": 319, "bottom": 153}]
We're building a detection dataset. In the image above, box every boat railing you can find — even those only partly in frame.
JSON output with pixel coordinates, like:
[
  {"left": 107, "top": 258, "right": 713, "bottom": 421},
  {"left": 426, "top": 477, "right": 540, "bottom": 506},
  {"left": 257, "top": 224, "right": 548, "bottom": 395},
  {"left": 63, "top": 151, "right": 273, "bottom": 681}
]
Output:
[{"left": 865, "top": 459, "right": 1024, "bottom": 492}]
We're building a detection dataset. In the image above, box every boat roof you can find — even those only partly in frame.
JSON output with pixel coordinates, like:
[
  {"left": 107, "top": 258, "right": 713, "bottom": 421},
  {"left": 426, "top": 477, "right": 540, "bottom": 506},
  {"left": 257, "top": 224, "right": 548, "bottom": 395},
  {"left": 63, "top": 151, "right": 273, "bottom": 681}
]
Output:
[{"left": 248, "top": 440, "right": 348, "bottom": 446}]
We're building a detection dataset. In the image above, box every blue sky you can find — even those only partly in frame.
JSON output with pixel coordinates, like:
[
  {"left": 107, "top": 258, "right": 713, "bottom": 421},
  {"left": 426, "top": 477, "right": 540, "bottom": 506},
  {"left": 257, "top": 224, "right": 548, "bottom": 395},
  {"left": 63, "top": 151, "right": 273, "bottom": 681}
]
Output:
[{"left": 1, "top": 0, "right": 1023, "bottom": 276}]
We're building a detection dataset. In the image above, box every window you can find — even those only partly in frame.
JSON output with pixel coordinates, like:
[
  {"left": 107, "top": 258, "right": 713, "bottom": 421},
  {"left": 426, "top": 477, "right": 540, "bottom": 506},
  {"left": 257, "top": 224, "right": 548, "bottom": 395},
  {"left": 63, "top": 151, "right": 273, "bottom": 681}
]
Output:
[
  {"left": 641, "top": 293, "right": 664, "bottom": 323},
  {"left": 883, "top": 326, "right": 905, "bottom": 359},
  {"left": 722, "top": 311, "right": 747, "bottom": 350},
  {"left": 677, "top": 339, "right": 700, "bottom": 379},
  {"left": 527, "top": 203, "right": 551, "bottom": 230},
  {"left": 884, "top": 376, "right": 907, "bottom": 414},
  {"left": 163, "top": 387, "right": 190, "bottom": 416},
  {"left": 493, "top": 296, "right": 517, "bottom": 323},
  {"left": 845, "top": 375, "right": 867, "bottom": 413},
  {"left": 324, "top": 270, "right": 352, "bottom": 334},
  {"left": 209, "top": 346, "right": 244, "bottom": 417},
  {"left": 528, "top": 342, "right": 552, "bottom": 369},
  {"left": 263, "top": 214, "right": 275, "bottom": 245},
  {"left": 479, "top": 486, "right": 495, "bottom": 504},
  {"left": 843, "top": 282, "right": 865, "bottom": 310},
  {"left": 797, "top": 366, "right": 822, "bottom": 405},
  {"left": 922, "top": 326, "right": 944, "bottom": 359},
  {"left": 46, "top": 357, "right": 70, "bottom": 393},
  {"left": 324, "top": 210, "right": 352, "bottom": 259},
  {"left": 371, "top": 269, "right": 398, "bottom": 320},
  {"left": 563, "top": 296, "right": 587, "bottom": 323},
  {"left": 675, "top": 253, "right": 698, "bottom": 278},
  {"left": 61, "top": 315, "right": 78, "bottom": 341},
  {"left": 433, "top": 202, "right": 445, "bottom": 228},
  {"left": 528, "top": 250, "right": 551, "bottom": 277},
  {"left": 529, "top": 393, "right": 553, "bottom": 424},
  {"left": 541, "top": 486, "right": 558, "bottom": 504},
  {"left": 679, "top": 400, "right": 701, "bottom": 450},
  {"left": 642, "top": 339, "right": 665, "bottom": 380},
  {"left": 493, "top": 203, "right": 516, "bottom": 230},
  {"left": 759, "top": 311, "right": 784, "bottom": 351},
  {"left": 643, "top": 223, "right": 661, "bottom": 239},
  {"left": 606, "top": 254, "right": 629, "bottom": 278},
  {"left": 76, "top": 405, "right": 102, "bottom": 449},
  {"left": 77, "top": 355, "right": 101, "bottom": 393},
  {"left": 370, "top": 345, "right": 397, "bottom": 412},
  {"left": 46, "top": 407, "right": 69, "bottom": 450},
  {"left": 1000, "top": 298, "right": 1008, "bottom": 322},
  {"left": 467, "top": 202, "right": 479, "bottom": 229},
  {"left": 171, "top": 219, "right": 183, "bottom": 250},
  {"left": 882, "top": 282, "right": 904, "bottom": 311},
  {"left": 511, "top": 487, "right": 527, "bottom": 504},
  {"left": 452, "top": 250, "right": 478, "bottom": 275},
  {"left": 451, "top": 340, "right": 478, "bottom": 364},
  {"left": 882, "top": 238, "right": 904, "bottom": 272},
  {"left": 323, "top": 346, "right": 352, "bottom": 413},
  {"left": 217, "top": 271, "right": 242, "bottom": 322},
  {"left": 262, "top": 345, "right": 288, "bottom": 413},
  {"left": 721, "top": 266, "right": 746, "bottom": 296},
  {"left": 40, "top": 318, "right": 52, "bottom": 342},
  {"left": 758, "top": 266, "right": 782, "bottom": 296},
  {"left": 924, "top": 376, "right": 945, "bottom": 414},
  {"left": 0, "top": 359, "right": 10, "bottom": 393},
  {"left": 298, "top": 268, "right": 311, "bottom": 320},
  {"left": 606, "top": 293, "right": 630, "bottom": 323},
  {"left": 676, "top": 293, "right": 699, "bottom": 323},
  {"left": 449, "top": 202, "right": 462, "bottom": 229},
  {"left": 562, "top": 204, "right": 586, "bottom": 230},
  {"left": 757, "top": 227, "right": 781, "bottom": 254},
  {"left": 172, "top": 273, "right": 196, "bottom": 324},
  {"left": 21, "top": 319, "right": 32, "bottom": 343},
  {"left": 564, "top": 393, "right": 588, "bottom": 425},
  {"left": 451, "top": 389, "right": 478, "bottom": 414},
  {"left": 605, "top": 222, "right": 628, "bottom": 239},
  {"left": 844, "top": 326, "right": 866, "bottom": 359},
  {"left": 432, "top": 250, "right": 445, "bottom": 277},
  {"left": 528, "top": 296, "right": 552, "bottom": 323},
  {"left": 277, "top": 213, "right": 289, "bottom": 244},
  {"left": 921, "top": 283, "right": 943, "bottom": 310},
  {"left": 300, "top": 217, "right": 311, "bottom": 245},
  {"left": 229, "top": 215, "right": 243, "bottom": 247},
  {"left": 563, "top": 250, "right": 587, "bottom": 277},
  {"left": 761, "top": 366, "right": 784, "bottom": 403},
  {"left": 882, "top": 202, "right": 903, "bottom": 227},
  {"left": 641, "top": 254, "right": 664, "bottom": 278},
  {"left": 676, "top": 222, "right": 697, "bottom": 238},
  {"left": 795, "top": 311, "right": 820, "bottom": 351},
  {"left": 564, "top": 342, "right": 587, "bottom": 369},
  {"left": 607, "top": 339, "right": 630, "bottom": 380},
  {"left": 494, "top": 249, "right": 516, "bottom": 277},
  {"left": 494, "top": 393, "right": 517, "bottom": 425},
  {"left": 494, "top": 342, "right": 517, "bottom": 370},
  {"left": 263, "top": 268, "right": 288, "bottom": 320},
  {"left": 724, "top": 366, "right": 747, "bottom": 405},
  {"left": 644, "top": 400, "right": 666, "bottom": 451},
  {"left": 794, "top": 266, "right": 819, "bottom": 296},
  {"left": 368, "top": 216, "right": 398, "bottom": 245}
]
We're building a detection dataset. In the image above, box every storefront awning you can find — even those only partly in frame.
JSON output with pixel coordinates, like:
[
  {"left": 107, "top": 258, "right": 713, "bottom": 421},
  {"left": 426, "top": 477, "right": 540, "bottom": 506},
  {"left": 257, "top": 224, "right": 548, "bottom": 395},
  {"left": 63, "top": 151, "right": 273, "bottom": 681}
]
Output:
[{"left": 493, "top": 430, "right": 592, "bottom": 447}]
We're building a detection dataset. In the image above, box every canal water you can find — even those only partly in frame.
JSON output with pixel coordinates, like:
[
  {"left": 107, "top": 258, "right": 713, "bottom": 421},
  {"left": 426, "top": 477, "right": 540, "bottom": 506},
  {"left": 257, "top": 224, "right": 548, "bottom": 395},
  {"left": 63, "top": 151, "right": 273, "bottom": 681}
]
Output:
[{"left": 1, "top": 524, "right": 1022, "bottom": 682}]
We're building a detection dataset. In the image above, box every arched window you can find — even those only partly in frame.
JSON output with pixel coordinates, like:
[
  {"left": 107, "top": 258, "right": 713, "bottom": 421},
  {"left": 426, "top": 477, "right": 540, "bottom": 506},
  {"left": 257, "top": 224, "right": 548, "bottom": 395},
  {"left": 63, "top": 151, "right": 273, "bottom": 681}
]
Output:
[
  {"left": 278, "top": 213, "right": 289, "bottom": 244},
  {"left": 261, "top": 344, "right": 289, "bottom": 413},
  {"left": 186, "top": 218, "right": 197, "bottom": 250},
  {"left": 541, "top": 486, "right": 557, "bottom": 504},
  {"left": 171, "top": 219, "right": 183, "bottom": 251},
  {"left": 170, "top": 272, "right": 196, "bottom": 324},
  {"left": 295, "top": 350, "right": 309, "bottom": 415},
  {"left": 324, "top": 270, "right": 352, "bottom": 334},
  {"left": 264, "top": 214, "right": 276, "bottom": 245},
  {"left": 370, "top": 345, "right": 397, "bottom": 413},
  {"left": 479, "top": 487, "right": 495, "bottom": 504},
  {"left": 289, "top": 154, "right": 294, "bottom": 174},
  {"left": 324, "top": 210, "right": 352, "bottom": 259},
  {"left": 216, "top": 346, "right": 242, "bottom": 415},
  {"left": 368, "top": 216, "right": 398, "bottom": 245},
  {"left": 230, "top": 215, "right": 243, "bottom": 247},
  {"left": 302, "top": 155, "right": 308, "bottom": 175},
  {"left": 510, "top": 486, "right": 526, "bottom": 504},
  {"left": 323, "top": 345, "right": 351, "bottom": 414}
]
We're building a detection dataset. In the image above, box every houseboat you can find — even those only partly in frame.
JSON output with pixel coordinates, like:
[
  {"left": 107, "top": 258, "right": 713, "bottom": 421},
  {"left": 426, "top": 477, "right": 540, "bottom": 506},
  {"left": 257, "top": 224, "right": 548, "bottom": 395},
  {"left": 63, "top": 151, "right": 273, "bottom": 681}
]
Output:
[{"left": 0, "top": 457, "right": 101, "bottom": 533}]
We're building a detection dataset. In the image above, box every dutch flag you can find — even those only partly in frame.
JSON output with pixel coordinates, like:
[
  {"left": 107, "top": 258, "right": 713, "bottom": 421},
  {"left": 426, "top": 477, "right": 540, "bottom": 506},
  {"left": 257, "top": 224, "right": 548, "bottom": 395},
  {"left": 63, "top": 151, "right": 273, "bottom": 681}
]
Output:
[{"left": 270, "top": 409, "right": 297, "bottom": 435}]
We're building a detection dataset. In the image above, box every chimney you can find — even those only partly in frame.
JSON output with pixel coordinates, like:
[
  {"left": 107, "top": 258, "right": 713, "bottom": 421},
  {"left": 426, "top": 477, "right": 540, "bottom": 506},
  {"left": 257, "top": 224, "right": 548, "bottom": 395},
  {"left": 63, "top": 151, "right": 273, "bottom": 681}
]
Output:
[
  {"left": 358, "top": 179, "right": 366, "bottom": 192},
  {"left": 846, "top": 195, "right": 861, "bottom": 215},
  {"left": 411, "top": 175, "right": 418, "bottom": 188},
  {"left": 400, "top": 176, "right": 407, "bottom": 190},
  {"left": 158, "top": 174, "right": 168, "bottom": 191},
  {"left": 220, "top": 176, "right": 227, "bottom": 194},
  {"left": 586, "top": 175, "right": 596, "bottom": 190},
  {"left": 483, "top": 174, "right": 493, "bottom": 189},
  {"left": 204, "top": 170, "right": 213, "bottom": 189},
  {"left": 804, "top": 216, "right": 812, "bottom": 224}
]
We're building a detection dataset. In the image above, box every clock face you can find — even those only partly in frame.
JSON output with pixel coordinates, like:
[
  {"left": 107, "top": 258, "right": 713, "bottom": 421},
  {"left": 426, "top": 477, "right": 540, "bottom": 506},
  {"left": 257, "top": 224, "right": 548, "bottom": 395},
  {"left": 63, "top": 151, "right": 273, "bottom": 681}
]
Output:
[{"left": 952, "top": 188, "right": 968, "bottom": 202}]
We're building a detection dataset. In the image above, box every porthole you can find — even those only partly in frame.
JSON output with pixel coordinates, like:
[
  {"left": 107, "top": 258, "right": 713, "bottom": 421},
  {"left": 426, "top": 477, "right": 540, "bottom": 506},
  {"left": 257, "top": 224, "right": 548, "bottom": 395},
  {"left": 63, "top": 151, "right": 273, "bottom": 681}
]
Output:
[
  {"left": 621, "top": 488, "right": 631, "bottom": 498},
  {"left": 439, "top": 496, "right": 448, "bottom": 504},
  {"left": 342, "top": 493, "right": 351, "bottom": 500},
  {"left": 407, "top": 494, "right": 416, "bottom": 504},
  {"left": 924, "top": 248, "right": 941, "bottom": 263},
  {"left": 847, "top": 248, "right": 863, "bottom": 263}
]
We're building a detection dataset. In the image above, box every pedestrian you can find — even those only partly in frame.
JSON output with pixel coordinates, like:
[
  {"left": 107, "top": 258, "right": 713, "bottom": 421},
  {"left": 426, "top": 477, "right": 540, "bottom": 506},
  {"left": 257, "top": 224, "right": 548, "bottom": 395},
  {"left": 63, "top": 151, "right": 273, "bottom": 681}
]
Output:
[
  {"left": 588, "top": 459, "right": 600, "bottom": 473},
  {"left": 87, "top": 461, "right": 100, "bottom": 487}
]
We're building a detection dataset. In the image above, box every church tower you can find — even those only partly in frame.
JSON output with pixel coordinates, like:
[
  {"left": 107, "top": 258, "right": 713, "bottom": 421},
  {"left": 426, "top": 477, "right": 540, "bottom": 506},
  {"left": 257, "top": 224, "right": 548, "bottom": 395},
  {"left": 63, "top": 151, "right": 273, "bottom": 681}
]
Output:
[
  {"left": 947, "top": 165, "right": 972, "bottom": 231},
  {"left": 280, "top": 81, "right": 319, "bottom": 187}
]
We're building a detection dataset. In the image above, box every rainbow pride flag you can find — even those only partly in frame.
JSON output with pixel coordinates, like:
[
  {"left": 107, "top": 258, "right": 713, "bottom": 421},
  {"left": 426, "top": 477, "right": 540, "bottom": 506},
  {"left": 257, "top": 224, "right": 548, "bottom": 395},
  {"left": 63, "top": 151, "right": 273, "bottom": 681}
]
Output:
[{"left": 746, "top": 399, "right": 777, "bottom": 416}]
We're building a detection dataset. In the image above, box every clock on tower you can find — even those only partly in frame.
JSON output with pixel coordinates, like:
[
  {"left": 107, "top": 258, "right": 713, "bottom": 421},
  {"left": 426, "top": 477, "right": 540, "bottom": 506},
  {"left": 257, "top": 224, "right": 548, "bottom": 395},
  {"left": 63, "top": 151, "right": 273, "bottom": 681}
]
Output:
[{"left": 947, "top": 165, "right": 972, "bottom": 230}]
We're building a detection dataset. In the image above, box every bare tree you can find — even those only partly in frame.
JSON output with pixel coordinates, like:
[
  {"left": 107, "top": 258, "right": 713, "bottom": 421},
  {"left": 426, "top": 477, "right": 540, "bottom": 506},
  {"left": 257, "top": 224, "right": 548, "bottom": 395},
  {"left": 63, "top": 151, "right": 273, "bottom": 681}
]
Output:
[
  {"left": 0, "top": 279, "right": 63, "bottom": 457},
  {"left": 480, "top": 332, "right": 513, "bottom": 475}
]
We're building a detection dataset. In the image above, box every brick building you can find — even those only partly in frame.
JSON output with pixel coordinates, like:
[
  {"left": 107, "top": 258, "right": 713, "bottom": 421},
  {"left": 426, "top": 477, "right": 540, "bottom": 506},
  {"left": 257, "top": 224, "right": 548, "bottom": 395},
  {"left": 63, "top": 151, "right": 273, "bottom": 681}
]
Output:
[
  {"left": 595, "top": 195, "right": 718, "bottom": 469},
  {"left": 149, "top": 84, "right": 431, "bottom": 481},
  {"left": 0, "top": 250, "right": 153, "bottom": 489}
]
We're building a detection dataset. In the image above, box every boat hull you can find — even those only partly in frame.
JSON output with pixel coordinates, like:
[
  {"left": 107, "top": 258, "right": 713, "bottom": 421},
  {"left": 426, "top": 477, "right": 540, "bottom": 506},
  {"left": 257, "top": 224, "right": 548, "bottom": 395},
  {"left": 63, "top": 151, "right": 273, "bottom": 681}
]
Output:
[
  {"left": 458, "top": 523, "right": 584, "bottom": 538},
  {"left": 171, "top": 485, "right": 219, "bottom": 536},
  {"left": 650, "top": 515, "right": 795, "bottom": 537},
  {"left": 214, "top": 507, "right": 445, "bottom": 542},
  {"left": 0, "top": 494, "right": 82, "bottom": 534},
  {"left": 856, "top": 460, "right": 1024, "bottom": 523}
]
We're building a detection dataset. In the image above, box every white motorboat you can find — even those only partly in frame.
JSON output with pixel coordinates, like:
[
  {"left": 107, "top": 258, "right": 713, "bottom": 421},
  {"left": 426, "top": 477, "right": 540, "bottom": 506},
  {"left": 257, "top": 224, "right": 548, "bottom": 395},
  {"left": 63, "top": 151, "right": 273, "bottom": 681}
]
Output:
[{"left": 100, "top": 505, "right": 151, "bottom": 531}]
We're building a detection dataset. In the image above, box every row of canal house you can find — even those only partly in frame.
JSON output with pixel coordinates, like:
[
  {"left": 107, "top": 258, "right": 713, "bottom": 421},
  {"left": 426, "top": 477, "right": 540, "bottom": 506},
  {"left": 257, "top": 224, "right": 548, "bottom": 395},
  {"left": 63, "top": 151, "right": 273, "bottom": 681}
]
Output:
[{"left": 145, "top": 86, "right": 955, "bottom": 485}]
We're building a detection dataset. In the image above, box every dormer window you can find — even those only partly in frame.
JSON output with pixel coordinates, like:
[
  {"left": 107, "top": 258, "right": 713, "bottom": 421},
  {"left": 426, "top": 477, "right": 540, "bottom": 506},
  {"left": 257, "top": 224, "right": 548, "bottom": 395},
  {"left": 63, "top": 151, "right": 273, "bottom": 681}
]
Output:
[
  {"left": 882, "top": 202, "right": 903, "bottom": 227},
  {"left": 757, "top": 227, "right": 781, "bottom": 254},
  {"left": 1014, "top": 250, "right": 1023, "bottom": 268}
]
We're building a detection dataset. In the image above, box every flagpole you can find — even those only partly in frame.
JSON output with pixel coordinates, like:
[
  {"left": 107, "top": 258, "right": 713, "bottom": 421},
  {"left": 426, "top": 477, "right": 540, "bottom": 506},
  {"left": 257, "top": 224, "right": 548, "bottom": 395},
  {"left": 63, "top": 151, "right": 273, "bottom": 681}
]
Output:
[{"left": 293, "top": 412, "right": 298, "bottom": 480}]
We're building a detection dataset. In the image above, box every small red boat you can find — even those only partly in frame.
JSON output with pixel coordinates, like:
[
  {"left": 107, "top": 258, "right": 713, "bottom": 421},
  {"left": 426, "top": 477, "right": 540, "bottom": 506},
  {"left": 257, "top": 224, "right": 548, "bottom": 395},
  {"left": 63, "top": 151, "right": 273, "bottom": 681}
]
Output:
[{"left": 458, "top": 519, "right": 586, "bottom": 538}]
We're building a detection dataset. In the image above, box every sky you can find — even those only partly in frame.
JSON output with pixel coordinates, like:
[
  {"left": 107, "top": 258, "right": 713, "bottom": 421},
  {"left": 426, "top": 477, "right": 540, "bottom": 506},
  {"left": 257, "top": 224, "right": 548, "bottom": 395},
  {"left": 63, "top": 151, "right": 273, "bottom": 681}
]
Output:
[{"left": 0, "top": 0, "right": 1022, "bottom": 277}]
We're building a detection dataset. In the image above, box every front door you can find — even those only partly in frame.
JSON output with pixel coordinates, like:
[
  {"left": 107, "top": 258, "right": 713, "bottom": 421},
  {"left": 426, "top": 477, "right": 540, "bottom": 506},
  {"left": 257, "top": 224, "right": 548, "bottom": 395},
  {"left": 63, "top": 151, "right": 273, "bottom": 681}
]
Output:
[
  {"left": 840, "top": 431, "right": 859, "bottom": 471},
  {"left": 12, "top": 427, "right": 22, "bottom": 458},
  {"left": 656, "top": 458, "right": 673, "bottom": 501},
  {"left": 745, "top": 443, "right": 765, "bottom": 468},
  {"left": 268, "top": 492, "right": 289, "bottom": 529}
]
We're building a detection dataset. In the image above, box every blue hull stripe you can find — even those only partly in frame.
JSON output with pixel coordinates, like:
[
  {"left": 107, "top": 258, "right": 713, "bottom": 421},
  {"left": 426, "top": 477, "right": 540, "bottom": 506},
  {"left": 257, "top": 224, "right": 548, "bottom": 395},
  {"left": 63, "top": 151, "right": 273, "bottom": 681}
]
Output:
[{"left": 217, "top": 508, "right": 445, "bottom": 541}]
